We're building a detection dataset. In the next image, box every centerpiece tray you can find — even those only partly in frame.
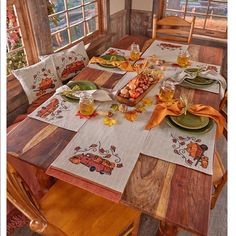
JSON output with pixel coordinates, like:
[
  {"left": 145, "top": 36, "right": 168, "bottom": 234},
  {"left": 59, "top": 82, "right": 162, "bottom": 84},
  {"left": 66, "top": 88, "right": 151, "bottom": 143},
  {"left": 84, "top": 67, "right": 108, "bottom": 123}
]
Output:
[{"left": 116, "top": 73, "right": 160, "bottom": 107}]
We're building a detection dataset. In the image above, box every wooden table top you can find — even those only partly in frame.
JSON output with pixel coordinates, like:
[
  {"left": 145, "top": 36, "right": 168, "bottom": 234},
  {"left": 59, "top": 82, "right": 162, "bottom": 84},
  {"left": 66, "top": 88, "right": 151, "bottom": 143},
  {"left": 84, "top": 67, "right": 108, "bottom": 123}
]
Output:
[{"left": 7, "top": 35, "right": 224, "bottom": 236}]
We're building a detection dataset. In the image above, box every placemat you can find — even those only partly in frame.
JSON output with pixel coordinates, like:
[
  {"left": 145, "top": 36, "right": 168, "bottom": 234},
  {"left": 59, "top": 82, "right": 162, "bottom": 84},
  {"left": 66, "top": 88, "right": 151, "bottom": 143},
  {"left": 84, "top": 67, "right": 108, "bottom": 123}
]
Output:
[
  {"left": 142, "top": 40, "right": 189, "bottom": 62},
  {"left": 142, "top": 120, "right": 216, "bottom": 175},
  {"left": 28, "top": 94, "right": 97, "bottom": 132}
]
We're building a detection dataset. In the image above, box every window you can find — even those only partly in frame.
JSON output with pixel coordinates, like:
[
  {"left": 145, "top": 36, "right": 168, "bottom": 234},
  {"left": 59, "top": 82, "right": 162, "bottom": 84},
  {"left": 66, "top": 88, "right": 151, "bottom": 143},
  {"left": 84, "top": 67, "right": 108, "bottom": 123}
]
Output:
[
  {"left": 164, "top": 0, "right": 227, "bottom": 38},
  {"left": 7, "top": 0, "right": 37, "bottom": 75},
  {"left": 48, "top": 0, "right": 102, "bottom": 51}
]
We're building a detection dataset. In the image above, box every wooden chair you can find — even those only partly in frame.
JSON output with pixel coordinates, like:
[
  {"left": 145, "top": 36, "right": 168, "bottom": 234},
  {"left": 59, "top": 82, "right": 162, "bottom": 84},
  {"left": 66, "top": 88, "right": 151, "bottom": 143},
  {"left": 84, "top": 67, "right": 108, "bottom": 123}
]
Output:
[
  {"left": 211, "top": 91, "right": 227, "bottom": 209},
  {"left": 152, "top": 15, "right": 196, "bottom": 44},
  {"left": 7, "top": 162, "right": 141, "bottom": 235}
]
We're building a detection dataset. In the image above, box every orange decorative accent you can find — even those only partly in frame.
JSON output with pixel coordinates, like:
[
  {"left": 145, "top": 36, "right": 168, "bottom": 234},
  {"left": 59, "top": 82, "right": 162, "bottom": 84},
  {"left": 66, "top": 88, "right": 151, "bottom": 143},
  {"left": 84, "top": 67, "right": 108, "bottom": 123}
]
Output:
[
  {"left": 145, "top": 100, "right": 225, "bottom": 138},
  {"left": 39, "top": 78, "right": 54, "bottom": 90},
  {"left": 61, "top": 60, "right": 85, "bottom": 78},
  {"left": 37, "top": 98, "right": 59, "bottom": 118}
]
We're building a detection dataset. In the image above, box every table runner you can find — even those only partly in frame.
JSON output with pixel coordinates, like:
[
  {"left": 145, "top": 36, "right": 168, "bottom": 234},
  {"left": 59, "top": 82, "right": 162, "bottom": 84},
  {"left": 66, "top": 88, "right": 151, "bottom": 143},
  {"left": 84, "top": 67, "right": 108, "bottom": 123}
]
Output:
[
  {"left": 28, "top": 94, "right": 95, "bottom": 132},
  {"left": 46, "top": 101, "right": 152, "bottom": 199},
  {"left": 142, "top": 40, "right": 189, "bottom": 62},
  {"left": 88, "top": 47, "right": 131, "bottom": 74}
]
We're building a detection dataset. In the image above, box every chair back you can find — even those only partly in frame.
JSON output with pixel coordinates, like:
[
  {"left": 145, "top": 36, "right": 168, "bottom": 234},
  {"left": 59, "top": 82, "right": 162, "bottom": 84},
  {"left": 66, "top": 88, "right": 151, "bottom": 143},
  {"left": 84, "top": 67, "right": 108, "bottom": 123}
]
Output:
[
  {"left": 219, "top": 91, "right": 227, "bottom": 139},
  {"left": 152, "top": 15, "right": 195, "bottom": 44},
  {"left": 7, "top": 162, "right": 66, "bottom": 235}
]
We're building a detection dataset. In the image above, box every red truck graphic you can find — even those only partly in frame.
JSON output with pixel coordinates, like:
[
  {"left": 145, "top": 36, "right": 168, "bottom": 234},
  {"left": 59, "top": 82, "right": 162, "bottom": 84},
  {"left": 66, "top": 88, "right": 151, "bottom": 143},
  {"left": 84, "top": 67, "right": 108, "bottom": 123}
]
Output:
[
  {"left": 69, "top": 153, "right": 116, "bottom": 175},
  {"left": 37, "top": 98, "right": 59, "bottom": 118},
  {"left": 61, "top": 60, "right": 85, "bottom": 78}
]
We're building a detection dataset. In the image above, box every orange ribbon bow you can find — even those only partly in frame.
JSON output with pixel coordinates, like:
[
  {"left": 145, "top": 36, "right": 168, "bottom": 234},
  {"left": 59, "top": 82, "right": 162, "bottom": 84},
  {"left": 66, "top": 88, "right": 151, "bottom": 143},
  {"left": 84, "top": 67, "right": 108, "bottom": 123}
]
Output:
[{"left": 145, "top": 100, "right": 225, "bottom": 138}]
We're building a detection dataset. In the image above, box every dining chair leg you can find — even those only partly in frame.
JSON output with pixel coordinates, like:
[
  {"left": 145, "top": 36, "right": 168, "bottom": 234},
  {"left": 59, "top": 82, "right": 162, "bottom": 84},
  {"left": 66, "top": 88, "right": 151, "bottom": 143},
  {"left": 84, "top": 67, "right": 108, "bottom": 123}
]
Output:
[{"left": 157, "top": 221, "right": 180, "bottom": 236}]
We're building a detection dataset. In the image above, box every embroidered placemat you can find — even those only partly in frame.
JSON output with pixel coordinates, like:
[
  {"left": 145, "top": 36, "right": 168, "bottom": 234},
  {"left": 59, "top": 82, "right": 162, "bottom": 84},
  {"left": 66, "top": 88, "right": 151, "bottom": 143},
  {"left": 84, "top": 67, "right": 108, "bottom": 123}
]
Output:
[
  {"left": 28, "top": 94, "right": 97, "bottom": 132},
  {"left": 142, "top": 40, "right": 189, "bottom": 62},
  {"left": 46, "top": 101, "right": 152, "bottom": 199},
  {"left": 142, "top": 121, "right": 216, "bottom": 175},
  {"left": 88, "top": 47, "right": 132, "bottom": 74}
]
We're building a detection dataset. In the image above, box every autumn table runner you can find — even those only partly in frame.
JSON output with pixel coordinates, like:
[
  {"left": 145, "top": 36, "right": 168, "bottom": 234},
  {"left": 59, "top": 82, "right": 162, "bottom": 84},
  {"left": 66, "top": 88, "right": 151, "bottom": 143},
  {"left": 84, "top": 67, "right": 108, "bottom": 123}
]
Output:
[{"left": 46, "top": 101, "right": 152, "bottom": 201}]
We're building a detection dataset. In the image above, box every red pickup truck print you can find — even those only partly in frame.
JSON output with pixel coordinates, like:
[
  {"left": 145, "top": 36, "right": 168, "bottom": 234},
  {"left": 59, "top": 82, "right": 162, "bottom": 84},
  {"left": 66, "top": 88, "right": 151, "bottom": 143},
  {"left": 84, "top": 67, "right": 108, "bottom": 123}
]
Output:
[
  {"left": 37, "top": 98, "right": 59, "bottom": 118},
  {"left": 61, "top": 60, "right": 85, "bottom": 78},
  {"left": 69, "top": 153, "right": 116, "bottom": 175}
]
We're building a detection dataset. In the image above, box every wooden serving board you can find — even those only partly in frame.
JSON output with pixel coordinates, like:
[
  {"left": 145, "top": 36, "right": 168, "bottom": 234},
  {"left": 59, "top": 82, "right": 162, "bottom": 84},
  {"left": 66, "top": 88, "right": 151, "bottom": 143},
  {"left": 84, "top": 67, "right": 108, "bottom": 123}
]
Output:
[{"left": 115, "top": 81, "right": 158, "bottom": 107}]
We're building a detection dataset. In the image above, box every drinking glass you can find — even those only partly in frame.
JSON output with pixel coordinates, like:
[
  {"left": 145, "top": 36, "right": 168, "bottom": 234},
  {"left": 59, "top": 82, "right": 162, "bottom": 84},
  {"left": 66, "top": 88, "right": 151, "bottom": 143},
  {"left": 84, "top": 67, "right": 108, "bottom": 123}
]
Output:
[
  {"left": 79, "top": 92, "right": 95, "bottom": 116},
  {"left": 130, "top": 43, "right": 141, "bottom": 61},
  {"left": 177, "top": 49, "right": 190, "bottom": 67},
  {"left": 159, "top": 80, "right": 175, "bottom": 102}
]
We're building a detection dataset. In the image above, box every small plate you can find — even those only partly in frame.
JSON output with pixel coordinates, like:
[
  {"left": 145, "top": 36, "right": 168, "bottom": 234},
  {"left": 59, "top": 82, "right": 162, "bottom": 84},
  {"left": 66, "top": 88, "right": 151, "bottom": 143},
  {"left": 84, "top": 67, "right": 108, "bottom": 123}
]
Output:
[
  {"left": 61, "top": 80, "right": 97, "bottom": 103},
  {"left": 185, "top": 76, "right": 215, "bottom": 85},
  {"left": 98, "top": 54, "right": 126, "bottom": 68},
  {"left": 182, "top": 79, "right": 216, "bottom": 89},
  {"left": 166, "top": 116, "right": 214, "bottom": 135},
  {"left": 170, "top": 112, "right": 209, "bottom": 130}
]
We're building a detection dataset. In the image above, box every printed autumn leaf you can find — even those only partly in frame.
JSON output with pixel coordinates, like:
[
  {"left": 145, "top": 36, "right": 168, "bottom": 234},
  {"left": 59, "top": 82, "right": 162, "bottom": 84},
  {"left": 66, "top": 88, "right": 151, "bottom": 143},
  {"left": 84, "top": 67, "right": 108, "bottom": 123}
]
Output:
[
  {"left": 105, "top": 154, "right": 112, "bottom": 158},
  {"left": 90, "top": 144, "right": 98, "bottom": 148},
  {"left": 103, "top": 117, "right": 117, "bottom": 127},
  {"left": 99, "top": 148, "right": 105, "bottom": 153},
  {"left": 124, "top": 110, "right": 138, "bottom": 122},
  {"left": 110, "top": 145, "right": 116, "bottom": 152},
  {"left": 116, "top": 163, "right": 123, "bottom": 168},
  {"left": 75, "top": 146, "right": 81, "bottom": 152}
]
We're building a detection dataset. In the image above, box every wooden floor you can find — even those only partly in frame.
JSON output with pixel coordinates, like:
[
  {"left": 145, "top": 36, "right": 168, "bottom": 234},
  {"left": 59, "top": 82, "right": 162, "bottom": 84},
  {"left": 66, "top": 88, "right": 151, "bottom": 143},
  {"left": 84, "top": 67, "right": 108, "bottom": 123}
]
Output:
[{"left": 8, "top": 136, "right": 227, "bottom": 236}]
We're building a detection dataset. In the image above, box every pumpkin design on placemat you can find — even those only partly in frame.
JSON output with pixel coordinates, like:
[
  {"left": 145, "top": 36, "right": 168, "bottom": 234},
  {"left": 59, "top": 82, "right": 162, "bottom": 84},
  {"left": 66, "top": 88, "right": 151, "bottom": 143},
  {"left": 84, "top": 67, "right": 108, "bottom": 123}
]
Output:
[
  {"left": 171, "top": 134, "right": 209, "bottom": 169},
  {"left": 69, "top": 141, "right": 123, "bottom": 175},
  {"left": 36, "top": 98, "right": 69, "bottom": 121},
  {"left": 32, "top": 67, "right": 58, "bottom": 97}
]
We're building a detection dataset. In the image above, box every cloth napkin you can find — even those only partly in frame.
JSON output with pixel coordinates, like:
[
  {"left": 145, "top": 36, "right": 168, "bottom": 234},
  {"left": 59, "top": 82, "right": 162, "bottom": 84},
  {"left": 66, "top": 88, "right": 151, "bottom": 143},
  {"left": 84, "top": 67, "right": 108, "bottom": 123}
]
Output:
[
  {"left": 56, "top": 85, "right": 112, "bottom": 102},
  {"left": 89, "top": 57, "right": 148, "bottom": 73},
  {"left": 176, "top": 69, "right": 226, "bottom": 98},
  {"left": 145, "top": 100, "right": 225, "bottom": 138}
]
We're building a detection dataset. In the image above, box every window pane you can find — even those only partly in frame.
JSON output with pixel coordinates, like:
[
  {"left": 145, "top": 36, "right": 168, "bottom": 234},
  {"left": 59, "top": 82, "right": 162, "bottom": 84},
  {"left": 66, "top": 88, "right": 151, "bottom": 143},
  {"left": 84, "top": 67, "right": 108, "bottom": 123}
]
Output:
[
  {"left": 185, "top": 0, "right": 208, "bottom": 15},
  {"left": 48, "top": 0, "right": 65, "bottom": 14},
  {"left": 205, "top": 16, "right": 227, "bottom": 32},
  {"left": 71, "top": 23, "right": 85, "bottom": 42},
  {"left": 165, "top": 0, "right": 183, "bottom": 10},
  {"left": 7, "top": 5, "right": 19, "bottom": 29},
  {"left": 84, "top": 0, "right": 94, "bottom": 4},
  {"left": 7, "top": 28, "right": 23, "bottom": 51},
  {"left": 49, "top": 13, "right": 67, "bottom": 33},
  {"left": 85, "top": 2, "right": 97, "bottom": 19},
  {"left": 7, "top": 49, "right": 27, "bottom": 75},
  {"left": 67, "top": 0, "right": 82, "bottom": 9},
  {"left": 86, "top": 17, "right": 97, "bottom": 34},
  {"left": 209, "top": 2, "right": 227, "bottom": 16},
  {"left": 165, "top": 10, "right": 184, "bottom": 17},
  {"left": 68, "top": 7, "right": 83, "bottom": 25},
  {"left": 52, "top": 30, "right": 69, "bottom": 50}
]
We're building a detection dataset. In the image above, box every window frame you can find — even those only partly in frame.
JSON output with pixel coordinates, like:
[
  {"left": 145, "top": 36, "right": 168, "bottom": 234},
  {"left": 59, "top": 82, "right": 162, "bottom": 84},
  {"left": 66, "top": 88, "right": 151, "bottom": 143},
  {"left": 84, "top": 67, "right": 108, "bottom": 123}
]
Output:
[
  {"left": 164, "top": 0, "right": 227, "bottom": 39},
  {"left": 48, "top": 0, "right": 104, "bottom": 52},
  {"left": 7, "top": 0, "right": 38, "bottom": 78}
]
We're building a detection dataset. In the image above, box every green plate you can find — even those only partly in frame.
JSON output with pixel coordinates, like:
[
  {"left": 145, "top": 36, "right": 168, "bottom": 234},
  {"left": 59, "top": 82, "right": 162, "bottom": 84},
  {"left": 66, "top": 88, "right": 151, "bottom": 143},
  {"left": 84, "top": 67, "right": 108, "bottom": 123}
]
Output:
[
  {"left": 98, "top": 54, "right": 126, "bottom": 68},
  {"left": 61, "top": 80, "right": 97, "bottom": 103},
  {"left": 182, "top": 79, "right": 216, "bottom": 89},
  {"left": 185, "top": 76, "right": 215, "bottom": 85},
  {"left": 170, "top": 112, "right": 209, "bottom": 130},
  {"left": 166, "top": 116, "right": 214, "bottom": 135}
]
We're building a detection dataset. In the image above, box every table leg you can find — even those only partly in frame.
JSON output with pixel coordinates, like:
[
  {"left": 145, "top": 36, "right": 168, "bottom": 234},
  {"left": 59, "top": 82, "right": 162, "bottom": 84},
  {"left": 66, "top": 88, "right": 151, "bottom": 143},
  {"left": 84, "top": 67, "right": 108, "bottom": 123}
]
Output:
[{"left": 157, "top": 221, "right": 179, "bottom": 236}]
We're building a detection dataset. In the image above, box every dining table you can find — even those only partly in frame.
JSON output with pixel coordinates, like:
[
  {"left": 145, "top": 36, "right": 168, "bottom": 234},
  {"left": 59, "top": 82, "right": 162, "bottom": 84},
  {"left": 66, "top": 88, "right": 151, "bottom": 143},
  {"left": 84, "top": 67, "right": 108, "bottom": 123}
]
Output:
[{"left": 7, "top": 35, "right": 224, "bottom": 236}]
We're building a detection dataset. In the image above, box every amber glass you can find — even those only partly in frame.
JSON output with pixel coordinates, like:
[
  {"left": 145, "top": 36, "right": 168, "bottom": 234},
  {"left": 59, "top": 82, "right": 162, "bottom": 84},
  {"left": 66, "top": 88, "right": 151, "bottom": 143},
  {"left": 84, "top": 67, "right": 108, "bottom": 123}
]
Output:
[
  {"left": 159, "top": 81, "right": 175, "bottom": 102},
  {"left": 79, "top": 92, "right": 95, "bottom": 115}
]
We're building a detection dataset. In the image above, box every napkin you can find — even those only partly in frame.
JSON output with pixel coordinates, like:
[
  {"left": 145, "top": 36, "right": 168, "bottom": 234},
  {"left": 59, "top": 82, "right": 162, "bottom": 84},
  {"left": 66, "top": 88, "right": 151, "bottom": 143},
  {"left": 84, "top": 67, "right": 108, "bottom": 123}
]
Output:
[
  {"left": 174, "top": 68, "right": 227, "bottom": 98},
  {"left": 56, "top": 85, "right": 112, "bottom": 102},
  {"left": 145, "top": 100, "right": 225, "bottom": 138},
  {"left": 89, "top": 57, "right": 149, "bottom": 73}
]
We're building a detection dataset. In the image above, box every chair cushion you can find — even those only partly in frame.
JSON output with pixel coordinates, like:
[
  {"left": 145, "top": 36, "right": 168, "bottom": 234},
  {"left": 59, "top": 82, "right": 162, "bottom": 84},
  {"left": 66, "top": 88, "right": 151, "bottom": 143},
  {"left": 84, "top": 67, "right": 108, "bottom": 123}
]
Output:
[
  {"left": 13, "top": 57, "right": 62, "bottom": 104},
  {"left": 40, "top": 180, "right": 140, "bottom": 236},
  {"left": 41, "top": 41, "right": 89, "bottom": 82}
]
